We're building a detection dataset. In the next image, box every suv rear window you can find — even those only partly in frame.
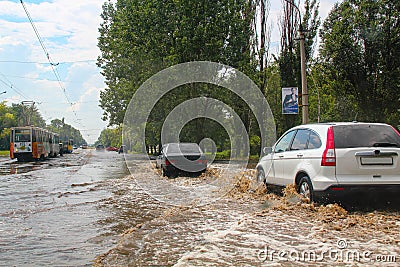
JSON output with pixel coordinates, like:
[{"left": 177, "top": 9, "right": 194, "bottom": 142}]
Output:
[
  {"left": 333, "top": 124, "right": 400, "bottom": 148},
  {"left": 167, "top": 143, "right": 201, "bottom": 154}
]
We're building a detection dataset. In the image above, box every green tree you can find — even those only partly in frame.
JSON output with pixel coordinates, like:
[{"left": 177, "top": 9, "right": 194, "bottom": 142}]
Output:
[
  {"left": 318, "top": 0, "right": 400, "bottom": 124},
  {"left": 97, "top": 0, "right": 259, "bottom": 151},
  {"left": 47, "top": 118, "right": 87, "bottom": 146},
  {"left": 95, "top": 127, "right": 122, "bottom": 148},
  {"left": 10, "top": 103, "right": 46, "bottom": 127},
  {"left": 0, "top": 102, "right": 16, "bottom": 150}
]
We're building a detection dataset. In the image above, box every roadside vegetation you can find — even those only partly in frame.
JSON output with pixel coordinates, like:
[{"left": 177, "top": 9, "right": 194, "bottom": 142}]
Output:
[{"left": 96, "top": 0, "right": 400, "bottom": 157}]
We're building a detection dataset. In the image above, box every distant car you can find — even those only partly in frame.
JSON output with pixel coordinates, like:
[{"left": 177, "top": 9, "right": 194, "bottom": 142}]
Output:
[
  {"left": 96, "top": 144, "right": 105, "bottom": 151},
  {"left": 81, "top": 144, "right": 88, "bottom": 149},
  {"left": 106, "top": 146, "right": 118, "bottom": 152},
  {"left": 118, "top": 145, "right": 126, "bottom": 154},
  {"left": 256, "top": 122, "right": 400, "bottom": 203},
  {"left": 156, "top": 143, "right": 207, "bottom": 177}
]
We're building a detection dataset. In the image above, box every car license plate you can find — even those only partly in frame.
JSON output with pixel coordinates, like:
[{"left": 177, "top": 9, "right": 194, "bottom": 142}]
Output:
[{"left": 360, "top": 157, "right": 393, "bottom": 165}]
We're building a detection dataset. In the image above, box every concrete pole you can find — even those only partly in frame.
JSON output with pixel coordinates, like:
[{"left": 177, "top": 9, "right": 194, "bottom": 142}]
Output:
[{"left": 299, "top": 30, "right": 309, "bottom": 124}]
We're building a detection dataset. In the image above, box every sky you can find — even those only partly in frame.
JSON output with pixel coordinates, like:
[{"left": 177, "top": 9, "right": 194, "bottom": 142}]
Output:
[{"left": 0, "top": 0, "right": 340, "bottom": 144}]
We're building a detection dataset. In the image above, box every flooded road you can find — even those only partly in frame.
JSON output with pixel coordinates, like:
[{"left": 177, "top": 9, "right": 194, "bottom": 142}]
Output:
[
  {"left": 0, "top": 150, "right": 130, "bottom": 266},
  {"left": 1, "top": 151, "right": 399, "bottom": 266}
]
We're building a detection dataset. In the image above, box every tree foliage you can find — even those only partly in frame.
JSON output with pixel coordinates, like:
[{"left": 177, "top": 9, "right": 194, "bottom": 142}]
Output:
[
  {"left": 97, "top": 0, "right": 400, "bottom": 155},
  {"left": 46, "top": 118, "right": 87, "bottom": 146},
  {"left": 318, "top": 0, "right": 400, "bottom": 124},
  {"left": 95, "top": 127, "right": 122, "bottom": 148},
  {"left": 97, "top": 0, "right": 262, "bottom": 152}
]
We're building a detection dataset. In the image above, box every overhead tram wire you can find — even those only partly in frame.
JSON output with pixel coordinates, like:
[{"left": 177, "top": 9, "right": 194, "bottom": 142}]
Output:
[
  {"left": 20, "top": 0, "right": 85, "bottom": 130},
  {"left": 0, "top": 70, "right": 87, "bottom": 135},
  {"left": 0, "top": 71, "right": 30, "bottom": 100},
  {"left": 0, "top": 60, "right": 97, "bottom": 64},
  {"left": 0, "top": 71, "right": 57, "bottom": 123}
]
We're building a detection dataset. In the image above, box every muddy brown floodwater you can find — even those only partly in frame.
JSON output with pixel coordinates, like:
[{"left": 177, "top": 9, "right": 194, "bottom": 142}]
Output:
[{"left": 1, "top": 151, "right": 399, "bottom": 266}]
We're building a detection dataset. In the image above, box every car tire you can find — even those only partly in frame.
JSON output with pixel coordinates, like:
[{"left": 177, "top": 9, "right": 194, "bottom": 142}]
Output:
[
  {"left": 162, "top": 167, "right": 167, "bottom": 177},
  {"left": 256, "top": 168, "right": 265, "bottom": 184},
  {"left": 298, "top": 176, "right": 314, "bottom": 202},
  {"left": 168, "top": 170, "right": 176, "bottom": 178}
]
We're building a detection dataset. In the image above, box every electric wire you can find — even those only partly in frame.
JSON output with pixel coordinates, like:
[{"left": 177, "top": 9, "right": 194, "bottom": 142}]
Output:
[
  {"left": 20, "top": 0, "right": 85, "bottom": 131},
  {"left": 0, "top": 59, "right": 97, "bottom": 64},
  {"left": 0, "top": 71, "right": 30, "bottom": 100},
  {"left": 20, "top": 0, "right": 80, "bottom": 122}
]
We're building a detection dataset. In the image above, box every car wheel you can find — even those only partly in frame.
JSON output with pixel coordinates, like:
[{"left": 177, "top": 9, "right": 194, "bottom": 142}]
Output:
[
  {"left": 298, "top": 176, "right": 314, "bottom": 202},
  {"left": 168, "top": 169, "right": 176, "bottom": 178},
  {"left": 256, "top": 168, "right": 265, "bottom": 184},
  {"left": 162, "top": 167, "right": 167, "bottom": 177}
]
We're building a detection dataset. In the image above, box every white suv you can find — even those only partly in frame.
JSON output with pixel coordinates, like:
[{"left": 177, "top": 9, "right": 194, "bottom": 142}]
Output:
[{"left": 256, "top": 122, "right": 400, "bottom": 202}]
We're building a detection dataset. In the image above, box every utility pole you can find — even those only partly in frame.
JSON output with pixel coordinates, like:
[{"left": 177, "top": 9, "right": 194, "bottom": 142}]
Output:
[
  {"left": 299, "top": 28, "right": 309, "bottom": 124},
  {"left": 21, "top": 100, "right": 35, "bottom": 126},
  {"left": 283, "top": 0, "right": 309, "bottom": 124}
]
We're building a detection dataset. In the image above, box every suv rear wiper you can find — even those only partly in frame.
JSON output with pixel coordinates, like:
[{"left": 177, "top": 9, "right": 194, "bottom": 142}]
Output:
[{"left": 372, "top": 142, "right": 399, "bottom": 147}]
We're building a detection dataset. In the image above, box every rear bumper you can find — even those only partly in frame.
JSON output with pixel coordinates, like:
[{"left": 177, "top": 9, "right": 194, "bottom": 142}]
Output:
[
  {"left": 164, "top": 164, "right": 207, "bottom": 173},
  {"left": 314, "top": 184, "right": 400, "bottom": 202}
]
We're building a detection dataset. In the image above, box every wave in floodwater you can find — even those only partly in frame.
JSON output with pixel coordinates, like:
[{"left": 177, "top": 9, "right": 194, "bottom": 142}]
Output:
[{"left": 95, "top": 168, "right": 400, "bottom": 266}]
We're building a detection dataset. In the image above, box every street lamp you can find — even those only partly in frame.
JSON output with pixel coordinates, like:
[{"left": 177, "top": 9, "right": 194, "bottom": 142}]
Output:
[
  {"left": 283, "top": 0, "right": 309, "bottom": 124},
  {"left": 0, "top": 91, "right": 6, "bottom": 95}
]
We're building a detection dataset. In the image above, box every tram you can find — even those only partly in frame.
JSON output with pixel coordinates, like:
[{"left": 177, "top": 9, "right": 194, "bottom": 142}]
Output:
[
  {"left": 10, "top": 126, "right": 60, "bottom": 162},
  {"left": 61, "top": 139, "right": 73, "bottom": 154}
]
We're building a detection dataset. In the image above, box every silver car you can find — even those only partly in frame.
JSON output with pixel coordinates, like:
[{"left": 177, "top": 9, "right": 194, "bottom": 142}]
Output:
[
  {"left": 256, "top": 122, "right": 400, "bottom": 202},
  {"left": 156, "top": 143, "right": 207, "bottom": 177}
]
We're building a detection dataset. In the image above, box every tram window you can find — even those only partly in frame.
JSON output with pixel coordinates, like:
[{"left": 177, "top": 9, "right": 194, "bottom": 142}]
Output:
[
  {"left": 32, "top": 130, "right": 37, "bottom": 142},
  {"left": 15, "top": 129, "right": 31, "bottom": 142}
]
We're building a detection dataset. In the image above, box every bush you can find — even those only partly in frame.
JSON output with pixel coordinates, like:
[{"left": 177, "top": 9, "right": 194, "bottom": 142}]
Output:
[{"left": 215, "top": 150, "right": 231, "bottom": 160}]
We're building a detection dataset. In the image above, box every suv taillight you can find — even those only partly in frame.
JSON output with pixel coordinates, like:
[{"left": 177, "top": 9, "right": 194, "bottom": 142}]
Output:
[
  {"left": 321, "top": 126, "right": 336, "bottom": 166},
  {"left": 390, "top": 125, "right": 400, "bottom": 137}
]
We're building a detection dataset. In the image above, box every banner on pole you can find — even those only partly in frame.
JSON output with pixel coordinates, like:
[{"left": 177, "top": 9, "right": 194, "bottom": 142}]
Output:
[{"left": 282, "top": 87, "right": 299, "bottom": 114}]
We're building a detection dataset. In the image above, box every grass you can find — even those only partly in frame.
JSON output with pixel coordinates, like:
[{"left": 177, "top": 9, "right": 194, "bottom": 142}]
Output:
[
  {"left": 0, "top": 150, "right": 9, "bottom": 157},
  {"left": 212, "top": 150, "right": 260, "bottom": 161}
]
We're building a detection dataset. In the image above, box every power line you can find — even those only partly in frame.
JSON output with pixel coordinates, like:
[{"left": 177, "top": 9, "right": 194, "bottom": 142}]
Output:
[
  {"left": 20, "top": 0, "right": 84, "bottom": 128},
  {"left": 0, "top": 60, "right": 97, "bottom": 64},
  {"left": 0, "top": 71, "right": 30, "bottom": 99},
  {"left": 3, "top": 74, "right": 98, "bottom": 84},
  {"left": 39, "top": 100, "right": 99, "bottom": 104}
]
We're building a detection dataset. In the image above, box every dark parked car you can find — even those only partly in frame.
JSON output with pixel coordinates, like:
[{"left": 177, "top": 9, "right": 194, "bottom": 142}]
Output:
[
  {"left": 156, "top": 143, "right": 207, "bottom": 177},
  {"left": 96, "top": 144, "right": 105, "bottom": 151}
]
